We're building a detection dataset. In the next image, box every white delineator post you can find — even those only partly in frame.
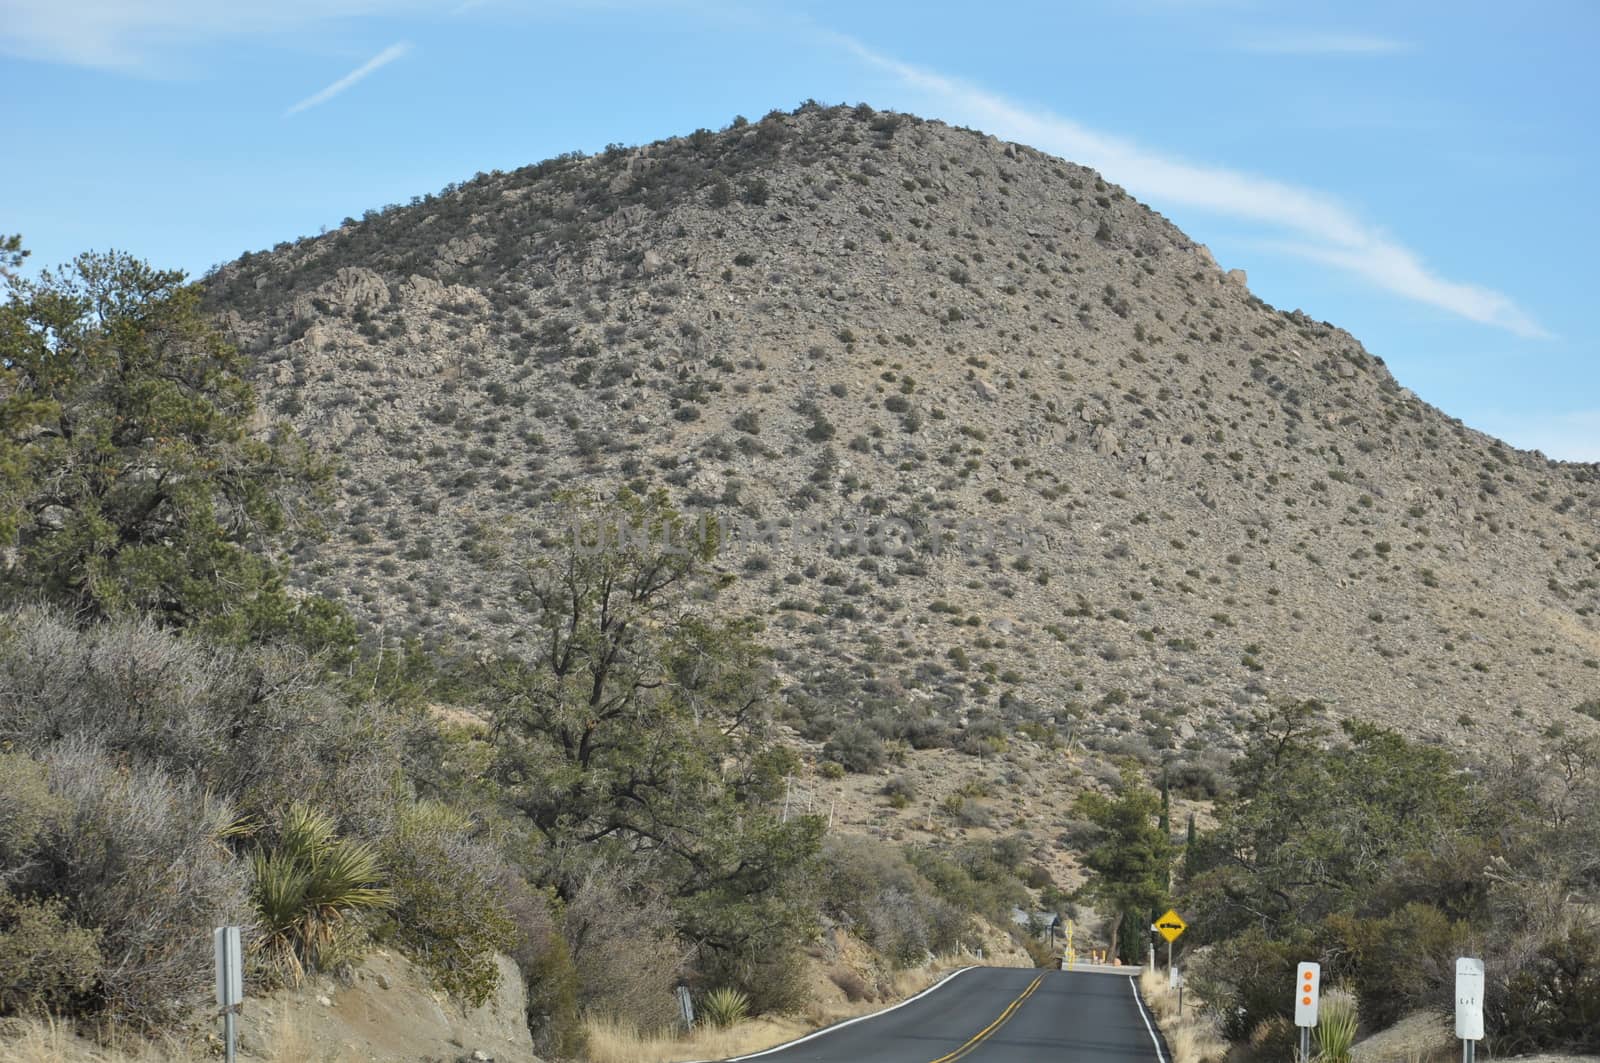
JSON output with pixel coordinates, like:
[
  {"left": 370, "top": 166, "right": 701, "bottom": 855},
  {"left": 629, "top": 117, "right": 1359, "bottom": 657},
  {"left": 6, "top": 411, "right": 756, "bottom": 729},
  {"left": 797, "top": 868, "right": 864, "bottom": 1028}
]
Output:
[
  {"left": 1293, "top": 962, "right": 1321, "bottom": 1063},
  {"left": 214, "top": 926, "right": 243, "bottom": 1063},
  {"left": 1456, "top": 957, "right": 1485, "bottom": 1063}
]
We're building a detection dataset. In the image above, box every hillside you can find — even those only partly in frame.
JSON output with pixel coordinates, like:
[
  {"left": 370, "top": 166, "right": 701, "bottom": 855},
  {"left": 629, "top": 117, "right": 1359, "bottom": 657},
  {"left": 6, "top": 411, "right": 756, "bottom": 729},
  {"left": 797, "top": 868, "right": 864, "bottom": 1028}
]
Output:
[{"left": 204, "top": 100, "right": 1600, "bottom": 772}]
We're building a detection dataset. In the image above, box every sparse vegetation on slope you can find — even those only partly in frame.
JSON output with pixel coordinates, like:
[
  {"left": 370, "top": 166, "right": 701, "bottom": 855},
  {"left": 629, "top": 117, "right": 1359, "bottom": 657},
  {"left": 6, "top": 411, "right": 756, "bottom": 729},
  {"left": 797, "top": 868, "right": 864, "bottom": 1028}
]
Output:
[{"left": 201, "top": 100, "right": 1599, "bottom": 774}]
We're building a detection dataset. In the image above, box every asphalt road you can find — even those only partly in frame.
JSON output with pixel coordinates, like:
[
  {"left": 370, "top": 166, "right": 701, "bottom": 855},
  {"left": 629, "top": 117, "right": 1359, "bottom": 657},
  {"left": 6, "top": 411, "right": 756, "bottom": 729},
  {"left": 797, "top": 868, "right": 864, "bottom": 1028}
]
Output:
[{"left": 715, "top": 967, "right": 1168, "bottom": 1063}]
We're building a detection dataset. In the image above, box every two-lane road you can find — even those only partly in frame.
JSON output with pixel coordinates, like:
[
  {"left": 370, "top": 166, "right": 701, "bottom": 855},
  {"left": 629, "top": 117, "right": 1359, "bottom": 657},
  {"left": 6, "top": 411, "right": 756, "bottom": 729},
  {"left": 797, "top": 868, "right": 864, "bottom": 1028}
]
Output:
[{"left": 713, "top": 967, "right": 1168, "bottom": 1063}]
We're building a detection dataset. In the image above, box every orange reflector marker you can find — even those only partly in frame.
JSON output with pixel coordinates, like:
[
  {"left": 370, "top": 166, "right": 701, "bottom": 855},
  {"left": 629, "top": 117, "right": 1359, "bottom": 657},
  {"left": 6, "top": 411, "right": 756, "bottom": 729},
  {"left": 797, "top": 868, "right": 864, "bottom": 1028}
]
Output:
[{"left": 1294, "top": 962, "right": 1321, "bottom": 1028}]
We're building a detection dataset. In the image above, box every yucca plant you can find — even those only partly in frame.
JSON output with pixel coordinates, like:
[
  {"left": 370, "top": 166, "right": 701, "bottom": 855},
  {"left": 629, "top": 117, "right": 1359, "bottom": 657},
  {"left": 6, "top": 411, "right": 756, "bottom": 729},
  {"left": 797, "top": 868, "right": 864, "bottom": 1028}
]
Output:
[
  {"left": 700, "top": 986, "right": 751, "bottom": 1029},
  {"left": 1314, "top": 987, "right": 1359, "bottom": 1063},
  {"left": 250, "top": 803, "right": 392, "bottom": 982}
]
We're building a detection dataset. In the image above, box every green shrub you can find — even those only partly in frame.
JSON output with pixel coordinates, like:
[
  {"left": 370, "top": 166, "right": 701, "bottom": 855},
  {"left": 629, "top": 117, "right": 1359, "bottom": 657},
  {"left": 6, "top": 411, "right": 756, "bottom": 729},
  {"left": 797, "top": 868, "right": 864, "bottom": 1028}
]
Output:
[
  {"left": 1188, "top": 926, "right": 1307, "bottom": 1040},
  {"left": 823, "top": 723, "right": 885, "bottom": 773},
  {"left": 0, "top": 752, "right": 64, "bottom": 867},
  {"left": 379, "top": 801, "right": 515, "bottom": 1005},
  {"left": 0, "top": 892, "right": 102, "bottom": 1015},
  {"left": 882, "top": 776, "right": 916, "bottom": 809},
  {"left": 701, "top": 986, "right": 751, "bottom": 1028},
  {"left": 1499, "top": 925, "right": 1600, "bottom": 1052},
  {"left": 510, "top": 886, "right": 585, "bottom": 1059}
]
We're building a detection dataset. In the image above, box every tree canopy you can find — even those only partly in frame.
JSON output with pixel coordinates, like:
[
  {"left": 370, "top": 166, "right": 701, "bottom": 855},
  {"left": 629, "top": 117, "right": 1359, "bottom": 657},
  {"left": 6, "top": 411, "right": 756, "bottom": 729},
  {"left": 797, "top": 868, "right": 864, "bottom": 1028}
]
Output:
[
  {"left": 1072, "top": 763, "right": 1174, "bottom": 960},
  {"left": 484, "top": 490, "right": 821, "bottom": 1000},
  {"left": 0, "top": 246, "right": 335, "bottom": 645}
]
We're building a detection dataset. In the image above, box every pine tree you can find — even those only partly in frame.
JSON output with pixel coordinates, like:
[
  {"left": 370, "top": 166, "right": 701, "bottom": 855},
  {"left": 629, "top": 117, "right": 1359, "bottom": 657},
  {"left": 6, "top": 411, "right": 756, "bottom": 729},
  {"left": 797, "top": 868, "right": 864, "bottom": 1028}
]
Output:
[
  {"left": 0, "top": 246, "right": 339, "bottom": 646},
  {"left": 1073, "top": 765, "right": 1175, "bottom": 961}
]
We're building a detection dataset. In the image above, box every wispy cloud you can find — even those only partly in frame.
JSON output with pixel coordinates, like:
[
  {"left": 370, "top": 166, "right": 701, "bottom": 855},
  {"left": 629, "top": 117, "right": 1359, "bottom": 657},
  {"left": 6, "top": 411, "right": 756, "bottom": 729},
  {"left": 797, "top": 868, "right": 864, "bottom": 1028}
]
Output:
[
  {"left": 1234, "top": 31, "right": 1412, "bottom": 56},
  {"left": 285, "top": 41, "right": 412, "bottom": 116},
  {"left": 0, "top": 1, "right": 442, "bottom": 73},
  {"left": 839, "top": 37, "right": 1547, "bottom": 339}
]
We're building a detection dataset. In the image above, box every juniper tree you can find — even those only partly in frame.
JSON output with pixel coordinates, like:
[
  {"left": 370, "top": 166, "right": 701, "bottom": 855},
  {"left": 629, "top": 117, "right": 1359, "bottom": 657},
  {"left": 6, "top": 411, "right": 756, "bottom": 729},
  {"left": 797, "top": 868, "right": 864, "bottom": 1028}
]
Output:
[{"left": 486, "top": 490, "right": 821, "bottom": 994}]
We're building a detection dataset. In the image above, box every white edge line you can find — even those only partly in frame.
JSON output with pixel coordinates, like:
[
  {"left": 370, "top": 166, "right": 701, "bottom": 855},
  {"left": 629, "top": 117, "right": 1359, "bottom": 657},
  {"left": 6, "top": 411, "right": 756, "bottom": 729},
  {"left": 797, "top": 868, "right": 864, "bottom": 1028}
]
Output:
[
  {"left": 684, "top": 965, "right": 979, "bottom": 1063},
  {"left": 1129, "top": 974, "right": 1169, "bottom": 1063}
]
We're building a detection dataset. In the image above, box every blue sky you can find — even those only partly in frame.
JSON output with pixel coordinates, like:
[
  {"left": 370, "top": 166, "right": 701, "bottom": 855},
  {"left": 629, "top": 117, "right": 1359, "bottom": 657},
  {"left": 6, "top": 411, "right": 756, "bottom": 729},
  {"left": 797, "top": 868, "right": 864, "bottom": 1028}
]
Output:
[{"left": 4, "top": 0, "right": 1596, "bottom": 460}]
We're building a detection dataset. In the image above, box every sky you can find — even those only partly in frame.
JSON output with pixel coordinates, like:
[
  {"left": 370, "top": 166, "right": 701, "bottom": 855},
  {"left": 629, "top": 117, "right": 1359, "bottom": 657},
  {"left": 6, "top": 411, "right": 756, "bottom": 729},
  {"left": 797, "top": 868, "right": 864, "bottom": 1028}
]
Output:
[{"left": 3, "top": 0, "right": 1596, "bottom": 461}]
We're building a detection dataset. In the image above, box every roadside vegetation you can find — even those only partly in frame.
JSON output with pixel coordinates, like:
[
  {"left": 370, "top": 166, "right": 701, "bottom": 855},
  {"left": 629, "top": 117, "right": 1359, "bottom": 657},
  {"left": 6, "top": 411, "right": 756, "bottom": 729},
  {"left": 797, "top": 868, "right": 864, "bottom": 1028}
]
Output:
[
  {"left": 1136, "top": 968, "right": 1227, "bottom": 1063},
  {"left": 1178, "top": 702, "right": 1600, "bottom": 1056},
  {"left": 0, "top": 240, "right": 1049, "bottom": 1057}
]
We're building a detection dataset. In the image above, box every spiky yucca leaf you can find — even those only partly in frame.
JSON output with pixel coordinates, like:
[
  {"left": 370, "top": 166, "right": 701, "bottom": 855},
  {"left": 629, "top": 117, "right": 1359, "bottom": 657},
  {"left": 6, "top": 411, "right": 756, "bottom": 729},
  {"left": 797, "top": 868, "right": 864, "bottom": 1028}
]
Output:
[
  {"left": 249, "top": 802, "right": 391, "bottom": 981},
  {"left": 701, "top": 986, "right": 751, "bottom": 1029},
  {"left": 1314, "top": 987, "right": 1359, "bottom": 1063}
]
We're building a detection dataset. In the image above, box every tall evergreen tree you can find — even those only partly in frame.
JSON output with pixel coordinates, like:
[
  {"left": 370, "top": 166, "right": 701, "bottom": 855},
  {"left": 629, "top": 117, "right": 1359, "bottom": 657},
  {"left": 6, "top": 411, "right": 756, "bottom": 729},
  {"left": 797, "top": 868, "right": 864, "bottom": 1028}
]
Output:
[
  {"left": 1073, "top": 764, "right": 1175, "bottom": 961},
  {"left": 487, "top": 490, "right": 821, "bottom": 981},
  {"left": 0, "top": 247, "right": 337, "bottom": 645}
]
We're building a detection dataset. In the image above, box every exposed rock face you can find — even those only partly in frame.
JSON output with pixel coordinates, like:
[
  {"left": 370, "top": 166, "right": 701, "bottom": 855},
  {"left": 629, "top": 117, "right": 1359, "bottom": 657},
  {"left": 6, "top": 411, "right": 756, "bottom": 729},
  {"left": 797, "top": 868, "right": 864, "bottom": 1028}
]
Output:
[
  {"left": 206, "top": 102, "right": 1600, "bottom": 763},
  {"left": 324, "top": 266, "right": 389, "bottom": 311}
]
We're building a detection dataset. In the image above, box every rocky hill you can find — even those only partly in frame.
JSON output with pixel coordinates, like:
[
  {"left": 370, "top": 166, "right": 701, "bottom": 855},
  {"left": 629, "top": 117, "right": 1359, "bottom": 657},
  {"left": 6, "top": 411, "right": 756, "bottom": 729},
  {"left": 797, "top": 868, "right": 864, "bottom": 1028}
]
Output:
[{"left": 204, "top": 101, "right": 1600, "bottom": 773}]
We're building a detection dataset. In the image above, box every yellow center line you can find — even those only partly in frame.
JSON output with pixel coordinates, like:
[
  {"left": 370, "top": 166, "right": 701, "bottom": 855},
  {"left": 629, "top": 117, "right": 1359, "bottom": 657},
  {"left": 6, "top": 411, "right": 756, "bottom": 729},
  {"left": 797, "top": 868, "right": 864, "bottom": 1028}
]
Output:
[{"left": 926, "top": 973, "right": 1046, "bottom": 1063}]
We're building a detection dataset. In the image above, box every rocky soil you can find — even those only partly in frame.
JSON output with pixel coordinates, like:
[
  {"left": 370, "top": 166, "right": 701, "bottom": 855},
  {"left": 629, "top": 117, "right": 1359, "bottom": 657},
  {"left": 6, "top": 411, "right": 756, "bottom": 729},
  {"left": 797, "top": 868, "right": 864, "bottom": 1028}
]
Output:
[{"left": 204, "top": 101, "right": 1600, "bottom": 776}]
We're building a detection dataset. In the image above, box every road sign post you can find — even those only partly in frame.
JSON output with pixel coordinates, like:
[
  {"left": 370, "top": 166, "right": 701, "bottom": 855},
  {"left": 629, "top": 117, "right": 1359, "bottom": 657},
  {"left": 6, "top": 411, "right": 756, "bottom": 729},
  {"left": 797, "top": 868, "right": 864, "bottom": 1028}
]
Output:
[
  {"left": 214, "top": 926, "right": 243, "bottom": 1063},
  {"left": 1294, "top": 962, "right": 1321, "bottom": 1063},
  {"left": 1155, "top": 909, "right": 1186, "bottom": 973},
  {"left": 1456, "top": 958, "right": 1484, "bottom": 1063},
  {"left": 676, "top": 984, "right": 696, "bottom": 1031}
]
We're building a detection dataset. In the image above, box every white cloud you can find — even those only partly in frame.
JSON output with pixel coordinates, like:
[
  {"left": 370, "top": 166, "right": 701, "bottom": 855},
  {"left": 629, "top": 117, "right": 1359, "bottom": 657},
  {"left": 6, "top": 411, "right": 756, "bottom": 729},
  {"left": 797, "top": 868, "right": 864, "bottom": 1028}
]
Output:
[
  {"left": 840, "top": 38, "right": 1548, "bottom": 339},
  {"left": 0, "top": 0, "right": 442, "bottom": 72},
  {"left": 1234, "top": 31, "right": 1412, "bottom": 56},
  {"left": 1472, "top": 410, "right": 1600, "bottom": 464},
  {"left": 285, "top": 41, "right": 412, "bottom": 116}
]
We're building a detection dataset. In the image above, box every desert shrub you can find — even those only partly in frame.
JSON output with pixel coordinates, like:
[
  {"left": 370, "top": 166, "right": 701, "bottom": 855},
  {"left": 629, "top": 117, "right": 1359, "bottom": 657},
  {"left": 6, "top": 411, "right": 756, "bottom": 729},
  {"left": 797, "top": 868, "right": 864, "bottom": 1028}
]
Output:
[
  {"left": 559, "top": 864, "right": 682, "bottom": 1032},
  {"left": 1496, "top": 924, "right": 1600, "bottom": 1052},
  {"left": 0, "top": 892, "right": 102, "bottom": 1016},
  {"left": 379, "top": 801, "right": 515, "bottom": 1005},
  {"left": 0, "top": 752, "right": 65, "bottom": 867},
  {"left": 1249, "top": 1015, "right": 1297, "bottom": 1061},
  {"left": 1187, "top": 925, "right": 1308, "bottom": 1041},
  {"left": 516, "top": 909, "right": 585, "bottom": 1057},
  {"left": 701, "top": 986, "right": 751, "bottom": 1028},
  {"left": 882, "top": 776, "right": 916, "bottom": 808},
  {"left": 0, "top": 609, "right": 416, "bottom": 829},
  {"left": 740, "top": 178, "right": 770, "bottom": 206},
  {"left": 27, "top": 741, "right": 252, "bottom": 1028},
  {"left": 863, "top": 887, "right": 942, "bottom": 966},
  {"left": 1319, "top": 904, "right": 1458, "bottom": 1028},
  {"left": 823, "top": 723, "right": 885, "bottom": 773},
  {"left": 251, "top": 802, "right": 392, "bottom": 983},
  {"left": 490, "top": 870, "right": 585, "bottom": 1057},
  {"left": 821, "top": 838, "right": 977, "bottom": 966},
  {"left": 700, "top": 944, "right": 809, "bottom": 1015}
]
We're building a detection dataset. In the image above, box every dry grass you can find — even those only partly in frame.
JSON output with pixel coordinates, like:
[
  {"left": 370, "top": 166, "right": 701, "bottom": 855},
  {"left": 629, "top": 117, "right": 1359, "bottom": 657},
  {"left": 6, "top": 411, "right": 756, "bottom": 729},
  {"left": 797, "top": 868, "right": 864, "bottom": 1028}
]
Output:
[
  {"left": 0, "top": 1015, "right": 342, "bottom": 1063},
  {"left": 0, "top": 1017, "right": 200, "bottom": 1063},
  {"left": 1138, "top": 968, "right": 1229, "bottom": 1063},
  {"left": 582, "top": 1013, "right": 812, "bottom": 1063},
  {"left": 582, "top": 955, "right": 976, "bottom": 1063}
]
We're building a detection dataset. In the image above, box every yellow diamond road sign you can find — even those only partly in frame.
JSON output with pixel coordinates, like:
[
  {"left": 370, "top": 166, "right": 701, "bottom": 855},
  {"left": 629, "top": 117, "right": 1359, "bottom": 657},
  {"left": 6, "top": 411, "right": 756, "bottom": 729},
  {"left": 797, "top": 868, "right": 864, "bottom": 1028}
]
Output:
[{"left": 1155, "top": 909, "right": 1187, "bottom": 943}]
